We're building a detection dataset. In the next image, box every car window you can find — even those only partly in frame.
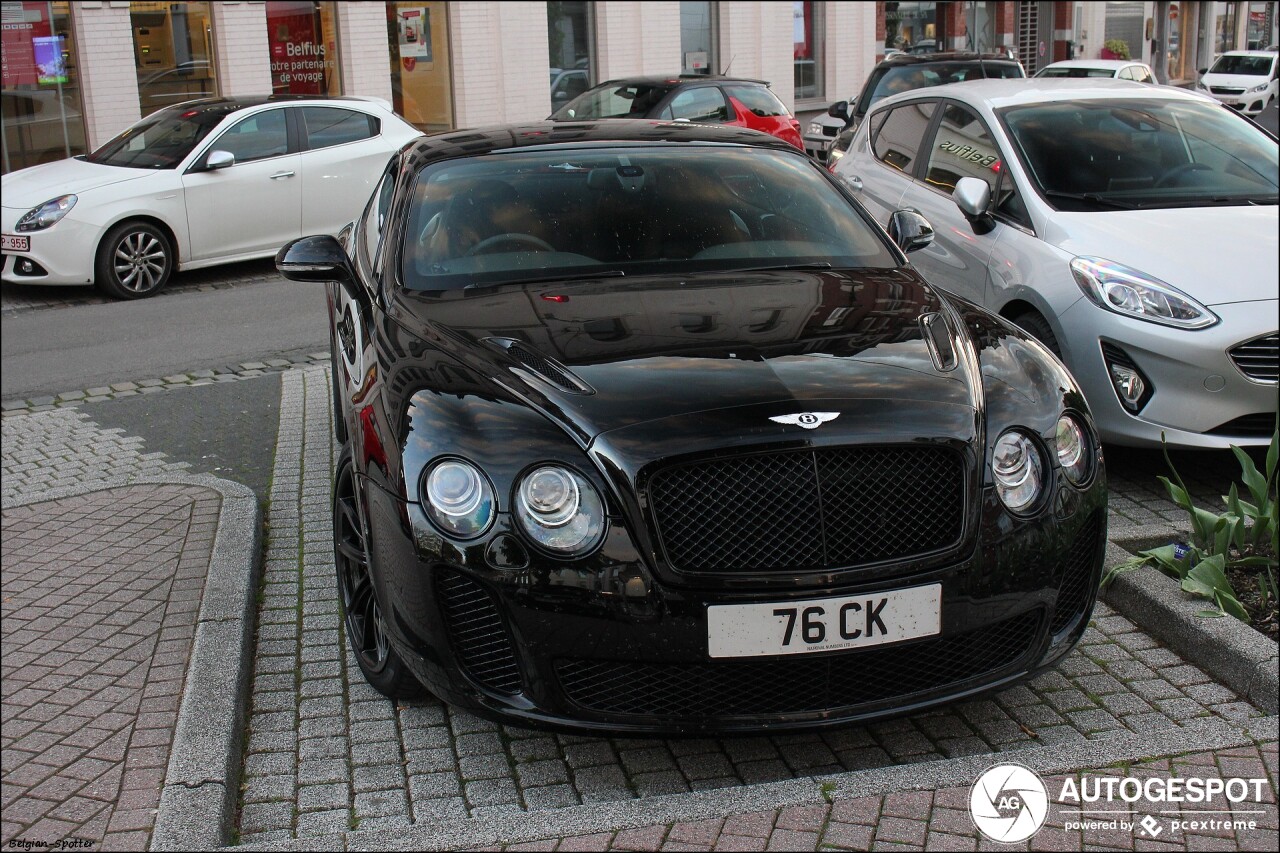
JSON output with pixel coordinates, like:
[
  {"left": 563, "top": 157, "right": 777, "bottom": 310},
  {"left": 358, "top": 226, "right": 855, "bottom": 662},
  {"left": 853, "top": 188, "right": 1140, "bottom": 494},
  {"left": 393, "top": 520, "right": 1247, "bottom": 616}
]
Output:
[
  {"left": 86, "top": 105, "right": 224, "bottom": 169},
  {"left": 666, "top": 87, "right": 729, "bottom": 122},
  {"left": 863, "top": 62, "right": 1023, "bottom": 113},
  {"left": 301, "top": 107, "right": 378, "bottom": 150},
  {"left": 1036, "top": 66, "right": 1119, "bottom": 78},
  {"left": 872, "top": 101, "right": 936, "bottom": 175},
  {"left": 1000, "top": 98, "right": 1279, "bottom": 210},
  {"left": 362, "top": 164, "right": 397, "bottom": 271},
  {"left": 1117, "top": 67, "right": 1135, "bottom": 80},
  {"left": 400, "top": 146, "right": 898, "bottom": 290},
  {"left": 924, "top": 104, "right": 1001, "bottom": 195},
  {"left": 209, "top": 109, "right": 289, "bottom": 164},
  {"left": 723, "top": 85, "right": 789, "bottom": 117},
  {"left": 551, "top": 82, "right": 675, "bottom": 120}
]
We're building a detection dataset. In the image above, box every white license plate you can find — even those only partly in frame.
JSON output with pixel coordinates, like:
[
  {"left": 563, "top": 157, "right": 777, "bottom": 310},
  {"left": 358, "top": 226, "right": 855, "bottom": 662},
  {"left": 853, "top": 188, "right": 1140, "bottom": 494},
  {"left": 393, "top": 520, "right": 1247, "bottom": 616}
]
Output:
[
  {"left": 1, "top": 234, "right": 29, "bottom": 252},
  {"left": 707, "top": 583, "right": 941, "bottom": 658}
]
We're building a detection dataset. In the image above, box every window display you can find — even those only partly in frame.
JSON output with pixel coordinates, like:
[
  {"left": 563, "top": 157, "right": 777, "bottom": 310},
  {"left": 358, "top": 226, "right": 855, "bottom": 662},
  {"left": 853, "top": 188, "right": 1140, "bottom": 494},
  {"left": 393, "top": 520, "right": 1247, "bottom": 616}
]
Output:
[
  {"left": 1, "top": 0, "right": 86, "bottom": 173},
  {"left": 387, "top": 1, "right": 453, "bottom": 132},
  {"left": 131, "top": 1, "right": 217, "bottom": 117},
  {"left": 266, "top": 1, "right": 340, "bottom": 96}
]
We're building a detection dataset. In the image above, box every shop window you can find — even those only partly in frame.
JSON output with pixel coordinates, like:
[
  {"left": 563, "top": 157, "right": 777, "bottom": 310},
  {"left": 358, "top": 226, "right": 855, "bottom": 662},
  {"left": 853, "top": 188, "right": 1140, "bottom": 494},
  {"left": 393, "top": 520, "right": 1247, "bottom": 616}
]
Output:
[
  {"left": 131, "top": 1, "right": 217, "bottom": 117},
  {"left": 884, "top": 2, "right": 938, "bottom": 54},
  {"left": 2, "top": 1, "right": 86, "bottom": 172},
  {"left": 681, "top": 1, "right": 716, "bottom": 75},
  {"left": 267, "top": 1, "right": 341, "bottom": 96},
  {"left": 793, "top": 1, "right": 823, "bottom": 100},
  {"left": 388, "top": 1, "right": 454, "bottom": 132},
  {"left": 548, "top": 1, "right": 594, "bottom": 106}
]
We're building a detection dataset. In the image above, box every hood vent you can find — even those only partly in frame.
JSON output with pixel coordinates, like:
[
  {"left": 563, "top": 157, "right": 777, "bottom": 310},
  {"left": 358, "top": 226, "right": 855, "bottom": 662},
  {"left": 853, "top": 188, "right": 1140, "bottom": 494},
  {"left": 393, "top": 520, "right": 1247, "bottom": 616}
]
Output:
[{"left": 483, "top": 338, "right": 594, "bottom": 395}]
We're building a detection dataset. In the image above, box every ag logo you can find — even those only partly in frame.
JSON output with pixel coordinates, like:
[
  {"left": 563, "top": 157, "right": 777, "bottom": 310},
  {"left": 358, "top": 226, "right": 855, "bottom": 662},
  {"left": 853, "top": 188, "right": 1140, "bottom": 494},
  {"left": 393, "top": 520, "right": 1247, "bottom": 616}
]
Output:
[
  {"left": 969, "top": 763, "right": 1050, "bottom": 843},
  {"left": 769, "top": 412, "right": 839, "bottom": 430}
]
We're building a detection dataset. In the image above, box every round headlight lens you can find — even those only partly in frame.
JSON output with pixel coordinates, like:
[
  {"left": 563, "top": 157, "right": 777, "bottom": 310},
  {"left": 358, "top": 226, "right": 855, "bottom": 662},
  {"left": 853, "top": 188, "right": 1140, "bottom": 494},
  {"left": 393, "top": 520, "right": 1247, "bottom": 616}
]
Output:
[
  {"left": 992, "top": 430, "right": 1044, "bottom": 513},
  {"left": 423, "top": 459, "right": 494, "bottom": 538},
  {"left": 515, "top": 465, "right": 606, "bottom": 555},
  {"left": 1055, "top": 415, "right": 1090, "bottom": 485}
]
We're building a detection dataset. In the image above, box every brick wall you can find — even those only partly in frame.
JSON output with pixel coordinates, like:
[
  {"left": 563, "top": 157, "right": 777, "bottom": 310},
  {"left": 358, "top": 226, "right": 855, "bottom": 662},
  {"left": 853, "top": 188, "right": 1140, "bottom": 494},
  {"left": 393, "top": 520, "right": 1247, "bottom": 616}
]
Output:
[
  {"left": 448, "top": 2, "right": 549, "bottom": 127},
  {"left": 718, "top": 1, "right": 795, "bottom": 107},
  {"left": 595, "top": 2, "right": 681, "bottom": 79},
  {"left": 211, "top": 2, "right": 272, "bottom": 95},
  {"left": 336, "top": 2, "right": 394, "bottom": 103},
  {"left": 70, "top": 3, "right": 140, "bottom": 148}
]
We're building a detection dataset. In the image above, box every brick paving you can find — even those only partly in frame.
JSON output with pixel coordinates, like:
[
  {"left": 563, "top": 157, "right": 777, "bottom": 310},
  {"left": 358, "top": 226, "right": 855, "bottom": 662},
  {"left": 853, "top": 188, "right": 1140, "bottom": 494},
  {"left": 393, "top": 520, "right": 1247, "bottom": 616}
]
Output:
[
  {"left": 517, "top": 740, "right": 1279, "bottom": 851},
  {"left": 1, "top": 484, "right": 220, "bottom": 850}
]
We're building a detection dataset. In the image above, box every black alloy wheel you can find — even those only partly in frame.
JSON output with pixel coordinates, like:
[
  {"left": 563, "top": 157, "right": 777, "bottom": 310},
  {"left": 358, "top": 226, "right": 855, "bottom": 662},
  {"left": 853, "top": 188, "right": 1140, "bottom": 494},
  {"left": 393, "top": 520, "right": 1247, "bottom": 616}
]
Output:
[
  {"left": 95, "top": 220, "right": 174, "bottom": 299},
  {"left": 333, "top": 451, "right": 423, "bottom": 698}
]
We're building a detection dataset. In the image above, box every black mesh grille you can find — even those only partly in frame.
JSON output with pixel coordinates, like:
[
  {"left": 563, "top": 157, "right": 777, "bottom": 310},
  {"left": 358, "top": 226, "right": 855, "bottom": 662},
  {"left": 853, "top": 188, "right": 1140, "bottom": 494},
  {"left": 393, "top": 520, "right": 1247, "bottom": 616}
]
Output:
[
  {"left": 1050, "top": 513, "right": 1102, "bottom": 635},
  {"left": 508, "top": 343, "right": 588, "bottom": 392},
  {"left": 648, "top": 446, "right": 965, "bottom": 574},
  {"left": 557, "top": 610, "right": 1041, "bottom": 718},
  {"left": 436, "top": 570, "right": 523, "bottom": 694},
  {"left": 1229, "top": 333, "right": 1278, "bottom": 383}
]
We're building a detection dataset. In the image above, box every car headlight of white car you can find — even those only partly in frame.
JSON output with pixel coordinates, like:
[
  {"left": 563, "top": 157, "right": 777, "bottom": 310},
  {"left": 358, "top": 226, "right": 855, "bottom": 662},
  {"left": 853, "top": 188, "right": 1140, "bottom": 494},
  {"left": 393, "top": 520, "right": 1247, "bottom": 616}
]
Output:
[
  {"left": 16, "top": 194, "right": 77, "bottom": 232},
  {"left": 1070, "top": 257, "right": 1218, "bottom": 330},
  {"left": 1247, "top": 82, "right": 1269, "bottom": 93},
  {"left": 808, "top": 122, "right": 824, "bottom": 136}
]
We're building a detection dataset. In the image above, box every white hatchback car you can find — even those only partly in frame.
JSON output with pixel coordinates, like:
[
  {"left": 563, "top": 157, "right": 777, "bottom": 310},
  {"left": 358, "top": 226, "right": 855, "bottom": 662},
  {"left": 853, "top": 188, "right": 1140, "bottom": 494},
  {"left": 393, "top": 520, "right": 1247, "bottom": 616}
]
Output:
[
  {"left": 1, "top": 96, "right": 420, "bottom": 298},
  {"left": 1035, "top": 59, "right": 1157, "bottom": 83},
  {"left": 833, "top": 79, "right": 1278, "bottom": 449},
  {"left": 1196, "top": 50, "right": 1279, "bottom": 116}
]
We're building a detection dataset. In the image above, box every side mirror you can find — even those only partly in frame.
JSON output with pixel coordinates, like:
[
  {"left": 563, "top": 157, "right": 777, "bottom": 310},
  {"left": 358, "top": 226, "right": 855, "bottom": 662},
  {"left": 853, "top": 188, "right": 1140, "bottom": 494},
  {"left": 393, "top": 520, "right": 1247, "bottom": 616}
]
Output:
[
  {"left": 276, "top": 234, "right": 357, "bottom": 284},
  {"left": 953, "top": 176, "right": 997, "bottom": 235},
  {"left": 827, "top": 100, "right": 850, "bottom": 121},
  {"left": 206, "top": 150, "right": 235, "bottom": 170},
  {"left": 1198, "top": 67, "right": 1208, "bottom": 75},
  {"left": 887, "top": 209, "right": 934, "bottom": 253}
]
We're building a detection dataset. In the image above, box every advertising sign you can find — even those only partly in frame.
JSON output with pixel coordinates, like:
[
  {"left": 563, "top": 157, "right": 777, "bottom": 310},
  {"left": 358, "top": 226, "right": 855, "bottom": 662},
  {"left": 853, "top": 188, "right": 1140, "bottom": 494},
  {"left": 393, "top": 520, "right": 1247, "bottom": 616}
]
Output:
[{"left": 1, "top": 1, "right": 53, "bottom": 88}]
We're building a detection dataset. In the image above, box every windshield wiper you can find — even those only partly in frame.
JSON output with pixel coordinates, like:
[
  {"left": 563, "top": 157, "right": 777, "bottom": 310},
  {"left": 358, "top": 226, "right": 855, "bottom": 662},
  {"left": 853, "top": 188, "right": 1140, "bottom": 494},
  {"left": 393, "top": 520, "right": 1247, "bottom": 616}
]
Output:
[
  {"left": 1041, "top": 191, "right": 1142, "bottom": 210},
  {"left": 463, "top": 270, "right": 626, "bottom": 288},
  {"left": 733, "top": 262, "right": 834, "bottom": 273}
]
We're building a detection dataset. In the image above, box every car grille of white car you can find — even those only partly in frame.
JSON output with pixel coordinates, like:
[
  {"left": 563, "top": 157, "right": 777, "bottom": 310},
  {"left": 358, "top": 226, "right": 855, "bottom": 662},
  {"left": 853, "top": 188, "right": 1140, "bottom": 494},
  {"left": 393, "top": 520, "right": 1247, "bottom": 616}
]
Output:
[
  {"left": 1210, "top": 86, "right": 1246, "bottom": 95},
  {"left": 1229, "top": 333, "right": 1279, "bottom": 383}
]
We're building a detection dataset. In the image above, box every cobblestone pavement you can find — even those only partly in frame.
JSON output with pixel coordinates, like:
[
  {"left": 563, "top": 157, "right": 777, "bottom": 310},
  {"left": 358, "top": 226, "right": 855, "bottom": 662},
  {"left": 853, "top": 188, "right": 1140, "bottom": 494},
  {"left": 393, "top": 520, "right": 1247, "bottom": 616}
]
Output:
[
  {"left": 233, "top": 365, "right": 1272, "bottom": 849},
  {"left": 503, "top": 741, "right": 1279, "bottom": 851},
  {"left": 1, "top": 484, "right": 220, "bottom": 850}
]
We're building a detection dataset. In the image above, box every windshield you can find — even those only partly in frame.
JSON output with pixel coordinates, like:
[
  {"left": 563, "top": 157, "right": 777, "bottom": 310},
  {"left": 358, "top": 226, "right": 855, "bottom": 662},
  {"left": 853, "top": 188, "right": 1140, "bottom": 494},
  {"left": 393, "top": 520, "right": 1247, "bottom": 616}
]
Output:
[
  {"left": 859, "top": 62, "right": 1023, "bottom": 116},
  {"left": 551, "top": 82, "right": 676, "bottom": 120},
  {"left": 1000, "top": 98, "right": 1279, "bottom": 210},
  {"left": 400, "top": 146, "right": 897, "bottom": 291},
  {"left": 85, "top": 105, "right": 223, "bottom": 168},
  {"left": 1208, "top": 54, "right": 1275, "bottom": 75}
]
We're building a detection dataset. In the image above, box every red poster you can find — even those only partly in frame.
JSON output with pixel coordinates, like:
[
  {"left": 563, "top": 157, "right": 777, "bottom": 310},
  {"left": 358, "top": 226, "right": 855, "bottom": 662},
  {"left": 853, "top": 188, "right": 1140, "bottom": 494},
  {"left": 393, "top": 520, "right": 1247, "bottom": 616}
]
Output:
[
  {"left": 265, "top": 1, "right": 326, "bottom": 95},
  {"left": 1, "top": 2, "right": 54, "bottom": 88}
]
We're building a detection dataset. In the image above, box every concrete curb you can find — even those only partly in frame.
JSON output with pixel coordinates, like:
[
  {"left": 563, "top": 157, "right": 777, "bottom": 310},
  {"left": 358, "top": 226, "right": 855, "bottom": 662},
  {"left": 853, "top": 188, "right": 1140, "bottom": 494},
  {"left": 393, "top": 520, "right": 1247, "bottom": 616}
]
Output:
[
  {"left": 1101, "top": 539, "right": 1280, "bottom": 715},
  {"left": 233, "top": 715, "right": 1277, "bottom": 852},
  {"left": 3, "top": 473, "right": 263, "bottom": 851}
]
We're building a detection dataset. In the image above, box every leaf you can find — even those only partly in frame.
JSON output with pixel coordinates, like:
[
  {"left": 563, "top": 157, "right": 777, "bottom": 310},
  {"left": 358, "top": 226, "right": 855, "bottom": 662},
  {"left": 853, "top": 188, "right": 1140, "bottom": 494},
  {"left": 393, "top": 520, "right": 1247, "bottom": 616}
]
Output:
[
  {"left": 1181, "top": 576, "right": 1217, "bottom": 599},
  {"left": 1158, "top": 475, "right": 1195, "bottom": 513},
  {"left": 1266, "top": 425, "right": 1278, "bottom": 482},
  {"left": 1197, "top": 609, "right": 1227, "bottom": 618},
  {"left": 1232, "top": 445, "right": 1269, "bottom": 508},
  {"left": 1101, "top": 556, "right": 1149, "bottom": 589},
  {"left": 1138, "top": 544, "right": 1188, "bottom": 578},
  {"left": 1214, "top": 589, "right": 1250, "bottom": 622},
  {"left": 1192, "top": 508, "right": 1227, "bottom": 548}
]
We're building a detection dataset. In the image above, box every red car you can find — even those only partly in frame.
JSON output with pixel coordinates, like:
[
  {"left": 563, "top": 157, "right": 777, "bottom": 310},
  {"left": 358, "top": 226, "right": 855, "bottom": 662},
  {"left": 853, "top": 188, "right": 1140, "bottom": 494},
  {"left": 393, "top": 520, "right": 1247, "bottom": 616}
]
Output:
[{"left": 549, "top": 75, "right": 803, "bottom": 150}]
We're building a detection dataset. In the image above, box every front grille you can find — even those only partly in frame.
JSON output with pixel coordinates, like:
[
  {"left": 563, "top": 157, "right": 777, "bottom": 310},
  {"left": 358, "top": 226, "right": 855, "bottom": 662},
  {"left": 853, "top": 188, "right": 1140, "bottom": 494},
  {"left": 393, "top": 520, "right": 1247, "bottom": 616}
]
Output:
[
  {"left": 1208, "top": 413, "right": 1279, "bottom": 438},
  {"left": 1229, "top": 333, "right": 1278, "bottom": 383},
  {"left": 436, "top": 570, "right": 523, "bottom": 694},
  {"left": 557, "top": 610, "right": 1041, "bottom": 718},
  {"left": 648, "top": 446, "right": 965, "bottom": 574},
  {"left": 1050, "top": 513, "right": 1103, "bottom": 635},
  {"left": 1210, "top": 86, "right": 1246, "bottom": 95},
  {"left": 823, "top": 125, "right": 839, "bottom": 137}
]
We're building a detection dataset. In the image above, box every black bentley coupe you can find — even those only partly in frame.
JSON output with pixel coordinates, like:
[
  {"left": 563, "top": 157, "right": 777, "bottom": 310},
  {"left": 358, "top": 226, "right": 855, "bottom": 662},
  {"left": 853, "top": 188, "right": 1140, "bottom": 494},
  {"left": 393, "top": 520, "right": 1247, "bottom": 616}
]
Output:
[{"left": 276, "top": 120, "right": 1107, "bottom": 734}]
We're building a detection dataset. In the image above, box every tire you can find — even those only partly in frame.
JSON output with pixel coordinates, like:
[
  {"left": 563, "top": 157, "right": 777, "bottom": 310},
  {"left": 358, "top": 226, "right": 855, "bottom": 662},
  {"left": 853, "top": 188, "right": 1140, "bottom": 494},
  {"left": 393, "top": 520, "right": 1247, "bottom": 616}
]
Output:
[
  {"left": 1011, "top": 311, "right": 1062, "bottom": 359},
  {"left": 330, "top": 350, "right": 349, "bottom": 446},
  {"left": 333, "top": 450, "right": 424, "bottom": 699},
  {"left": 95, "top": 221, "right": 174, "bottom": 299}
]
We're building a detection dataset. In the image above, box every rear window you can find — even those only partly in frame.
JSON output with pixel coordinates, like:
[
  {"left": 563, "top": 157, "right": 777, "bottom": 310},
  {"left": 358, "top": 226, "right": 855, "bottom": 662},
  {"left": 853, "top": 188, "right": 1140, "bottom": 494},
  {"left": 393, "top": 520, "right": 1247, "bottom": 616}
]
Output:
[
  {"left": 860, "top": 61, "right": 1023, "bottom": 115},
  {"left": 551, "top": 82, "right": 676, "bottom": 120},
  {"left": 302, "top": 107, "right": 378, "bottom": 149},
  {"left": 1036, "top": 67, "right": 1119, "bottom": 78},
  {"left": 723, "top": 85, "right": 790, "bottom": 117},
  {"left": 400, "top": 147, "right": 896, "bottom": 290}
]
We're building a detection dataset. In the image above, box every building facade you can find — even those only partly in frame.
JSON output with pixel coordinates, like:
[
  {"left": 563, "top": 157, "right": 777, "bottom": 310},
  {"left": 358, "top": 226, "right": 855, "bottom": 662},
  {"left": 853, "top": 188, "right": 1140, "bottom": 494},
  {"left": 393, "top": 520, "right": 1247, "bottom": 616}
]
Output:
[{"left": 2, "top": 1, "right": 1276, "bottom": 174}]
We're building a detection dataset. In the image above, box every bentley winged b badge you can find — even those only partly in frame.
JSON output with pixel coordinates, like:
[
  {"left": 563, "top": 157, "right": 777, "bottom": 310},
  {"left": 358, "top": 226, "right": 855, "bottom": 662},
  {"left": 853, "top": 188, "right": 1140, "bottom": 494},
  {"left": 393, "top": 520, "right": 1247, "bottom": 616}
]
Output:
[{"left": 769, "top": 412, "right": 840, "bottom": 430}]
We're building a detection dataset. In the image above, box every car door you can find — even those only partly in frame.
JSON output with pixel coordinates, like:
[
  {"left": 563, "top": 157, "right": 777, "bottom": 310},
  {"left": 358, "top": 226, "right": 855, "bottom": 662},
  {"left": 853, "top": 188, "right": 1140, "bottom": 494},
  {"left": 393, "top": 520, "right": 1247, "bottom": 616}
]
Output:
[
  {"left": 297, "top": 106, "right": 389, "bottom": 237},
  {"left": 181, "top": 107, "right": 301, "bottom": 261},
  {"left": 831, "top": 100, "right": 937, "bottom": 226}
]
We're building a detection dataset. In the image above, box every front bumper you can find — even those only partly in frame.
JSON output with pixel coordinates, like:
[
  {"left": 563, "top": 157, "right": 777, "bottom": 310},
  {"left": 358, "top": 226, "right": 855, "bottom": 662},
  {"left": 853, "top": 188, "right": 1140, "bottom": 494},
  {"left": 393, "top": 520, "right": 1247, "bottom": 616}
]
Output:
[
  {"left": 803, "top": 132, "right": 835, "bottom": 161},
  {"left": 0, "top": 206, "right": 98, "bottom": 286},
  {"left": 364, "top": 480, "right": 1107, "bottom": 735},
  {"left": 1203, "top": 90, "right": 1271, "bottom": 115}
]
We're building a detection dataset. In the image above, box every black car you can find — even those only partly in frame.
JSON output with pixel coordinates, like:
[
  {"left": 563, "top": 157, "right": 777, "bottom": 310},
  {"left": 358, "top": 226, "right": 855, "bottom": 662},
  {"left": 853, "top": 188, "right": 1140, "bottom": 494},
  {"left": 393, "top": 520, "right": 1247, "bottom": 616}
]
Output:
[
  {"left": 804, "top": 52, "right": 1025, "bottom": 160},
  {"left": 276, "top": 120, "right": 1106, "bottom": 735}
]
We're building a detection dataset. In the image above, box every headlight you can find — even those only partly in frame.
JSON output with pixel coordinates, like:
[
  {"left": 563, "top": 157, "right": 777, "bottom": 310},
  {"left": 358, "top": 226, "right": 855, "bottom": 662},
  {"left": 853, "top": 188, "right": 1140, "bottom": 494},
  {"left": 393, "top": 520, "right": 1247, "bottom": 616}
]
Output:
[
  {"left": 1055, "top": 415, "right": 1091, "bottom": 485},
  {"left": 16, "top": 194, "right": 77, "bottom": 232},
  {"left": 514, "top": 465, "right": 606, "bottom": 555},
  {"left": 1070, "top": 257, "right": 1218, "bottom": 330},
  {"left": 993, "top": 430, "right": 1044, "bottom": 513},
  {"left": 808, "top": 122, "right": 824, "bottom": 136},
  {"left": 1247, "top": 82, "right": 1269, "bottom": 93},
  {"left": 422, "top": 458, "right": 495, "bottom": 538}
]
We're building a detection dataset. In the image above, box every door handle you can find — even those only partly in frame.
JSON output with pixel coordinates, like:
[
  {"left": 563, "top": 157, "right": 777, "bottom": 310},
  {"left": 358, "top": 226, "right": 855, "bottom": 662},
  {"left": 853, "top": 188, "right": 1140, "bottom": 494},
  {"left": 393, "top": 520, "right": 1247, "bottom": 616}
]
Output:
[
  {"left": 846, "top": 175, "right": 864, "bottom": 191},
  {"left": 269, "top": 171, "right": 295, "bottom": 180}
]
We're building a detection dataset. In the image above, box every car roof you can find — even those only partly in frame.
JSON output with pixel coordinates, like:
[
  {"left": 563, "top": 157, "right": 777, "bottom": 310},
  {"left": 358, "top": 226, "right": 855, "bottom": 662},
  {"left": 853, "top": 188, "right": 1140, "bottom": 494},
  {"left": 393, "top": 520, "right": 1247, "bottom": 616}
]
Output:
[
  {"left": 879, "top": 51, "right": 1021, "bottom": 67},
  {"left": 873, "top": 77, "right": 1211, "bottom": 111},
  {"left": 1039, "top": 59, "right": 1143, "bottom": 69},
  {"left": 594, "top": 74, "right": 770, "bottom": 88},
  {"left": 399, "top": 120, "right": 800, "bottom": 166},
  {"left": 1218, "top": 49, "right": 1278, "bottom": 56},
  {"left": 159, "top": 95, "right": 389, "bottom": 115}
]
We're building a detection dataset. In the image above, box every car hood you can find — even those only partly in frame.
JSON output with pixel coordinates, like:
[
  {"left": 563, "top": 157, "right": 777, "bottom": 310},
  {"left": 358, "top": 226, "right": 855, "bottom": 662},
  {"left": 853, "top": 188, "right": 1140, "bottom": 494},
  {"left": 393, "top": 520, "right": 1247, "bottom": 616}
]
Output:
[
  {"left": 387, "top": 268, "right": 978, "bottom": 446},
  {"left": 1201, "top": 72, "right": 1273, "bottom": 88},
  {"left": 0, "top": 158, "right": 155, "bottom": 208},
  {"left": 1042, "top": 205, "right": 1280, "bottom": 306}
]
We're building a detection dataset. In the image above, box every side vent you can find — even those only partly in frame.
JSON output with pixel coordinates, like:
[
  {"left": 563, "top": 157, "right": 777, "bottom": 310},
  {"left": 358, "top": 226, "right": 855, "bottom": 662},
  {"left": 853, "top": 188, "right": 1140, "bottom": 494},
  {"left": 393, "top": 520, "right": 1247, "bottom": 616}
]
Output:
[
  {"left": 920, "top": 312, "right": 957, "bottom": 371},
  {"left": 482, "top": 337, "right": 594, "bottom": 394},
  {"left": 436, "top": 570, "right": 524, "bottom": 695}
]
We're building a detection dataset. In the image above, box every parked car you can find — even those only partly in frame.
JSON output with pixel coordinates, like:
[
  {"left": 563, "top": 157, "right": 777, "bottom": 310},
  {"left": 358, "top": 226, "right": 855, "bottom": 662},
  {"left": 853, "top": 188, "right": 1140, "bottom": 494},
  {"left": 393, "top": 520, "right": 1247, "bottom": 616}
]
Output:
[
  {"left": 1035, "top": 58, "right": 1157, "bottom": 83},
  {"left": 549, "top": 67, "right": 590, "bottom": 110},
  {"left": 0, "top": 95, "right": 420, "bottom": 298},
  {"left": 1196, "top": 50, "right": 1279, "bottom": 115},
  {"left": 549, "top": 75, "right": 803, "bottom": 150},
  {"left": 804, "top": 52, "right": 1025, "bottom": 161},
  {"left": 275, "top": 120, "right": 1107, "bottom": 733},
  {"left": 832, "top": 79, "right": 1278, "bottom": 449}
]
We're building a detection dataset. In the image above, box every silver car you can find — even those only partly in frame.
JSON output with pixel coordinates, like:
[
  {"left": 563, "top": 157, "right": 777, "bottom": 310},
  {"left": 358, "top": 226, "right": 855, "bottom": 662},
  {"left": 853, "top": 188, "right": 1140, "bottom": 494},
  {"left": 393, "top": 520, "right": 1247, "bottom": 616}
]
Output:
[{"left": 833, "top": 79, "right": 1278, "bottom": 449}]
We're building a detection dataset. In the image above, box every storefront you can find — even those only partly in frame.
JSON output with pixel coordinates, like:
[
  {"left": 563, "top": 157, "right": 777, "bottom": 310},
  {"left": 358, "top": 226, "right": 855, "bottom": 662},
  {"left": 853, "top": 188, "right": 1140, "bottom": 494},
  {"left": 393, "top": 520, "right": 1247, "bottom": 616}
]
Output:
[
  {"left": 1, "top": 0, "right": 86, "bottom": 172},
  {"left": 266, "top": 1, "right": 341, "bottom": 96},
  {"left": 387, "top": 1, "right": 453, "bottom": 132},
  {"left": 130, "top": 1, "right": 217, "bottom": 117}
]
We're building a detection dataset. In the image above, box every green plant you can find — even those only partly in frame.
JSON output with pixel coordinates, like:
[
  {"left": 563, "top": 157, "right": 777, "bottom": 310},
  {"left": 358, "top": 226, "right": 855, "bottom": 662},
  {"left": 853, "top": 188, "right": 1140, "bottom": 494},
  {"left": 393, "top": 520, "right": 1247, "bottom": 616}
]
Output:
[
  {"left": 1104, "top": 39, "right": 1132, "bottom": 59},
  {"left": 1103, "top": 426, "right": 1279, "bottom": 622}
]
